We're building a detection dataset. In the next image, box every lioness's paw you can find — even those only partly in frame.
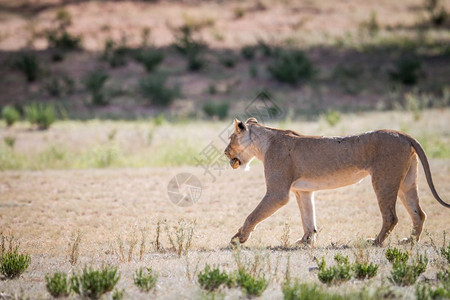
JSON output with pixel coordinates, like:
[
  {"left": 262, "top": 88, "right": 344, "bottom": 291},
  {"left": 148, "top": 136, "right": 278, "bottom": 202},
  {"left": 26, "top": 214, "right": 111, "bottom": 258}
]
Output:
[{"left": 366, "top": 238, "right": 376, "bottom": 246}]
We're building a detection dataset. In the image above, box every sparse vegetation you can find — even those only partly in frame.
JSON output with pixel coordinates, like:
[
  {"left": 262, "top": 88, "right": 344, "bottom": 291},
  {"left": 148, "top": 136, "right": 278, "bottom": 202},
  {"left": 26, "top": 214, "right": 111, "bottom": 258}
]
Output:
[
  {"left": 133, "top": 267, "right": 157, "bottom": 292},
  {"left": 198, "top": 265, "right": 233, "bottom": 292},
  {"left": 3, "top": 136, "right": 16, "bottom": 148},
  {"left": 353, "top": 261, "right": 378, "bottom": 280},
  {"left": 102, "top": 38, "right": 129, "bottom": 68},
  {"left": 45, "top": 272, "right": 71, "bottom": 298},
  {"left": 268, "top": 49, "right": 314, "bottom": 84},
  {"left": 45, "top": 9, "right": 82, "bottom": 53},
  {"left": 324, "top": 109, "right": 341, "bottom": 127},
  {"left": 44, "top": 75, "right": 75, "bottom": 97},
  {"left": 441, "top": 243, "right": 450, "bottom": 263},
  {"left": 241, "top": 45, "right": 257, "bottom": 60},
  {"left": 202, "top": 102, "right": 229, "bottom": 120},
  {"left": 388, "top": 252, "right": 428, "bottom": 286},
  {"left": 84, "top": 70, "right": 109, "bottom": 106},
  {"left": 317, "top": 254, "right": 352, "bottom": 285},
  {"left": 236, "top": 268, "right": 268, "bottom": 297},
  {"left": 2, "top": 106, "right": 20, "bottom": 127},
  {"left": 135, "top": 49, "right": 165, "bottom": 72},
  {"left": 385, "top": 247, "right": 410, "bottom": 263},
  {"left": 389, "top": 57, "right": 422, "bottom": 85},
  {"left": 165, "top": 219, "right": 195, "bottom": 257},
  {"left": 140, "top": 74, "right": 180, "bottom": 106},
  {"left": 71, "top": 266, "right": 120, "bottom": 299},
  {"left": 424, "top": 0, "right": 448, "bottom": 27},
  {"left": 24, "top": 103, "right": 56, "bottom": 130},
  {"left": 0, "top": 235, "right": 31, "bottom": 280},
  {"left": 14, "top": 52, "right": 40, "bottom": 82}
]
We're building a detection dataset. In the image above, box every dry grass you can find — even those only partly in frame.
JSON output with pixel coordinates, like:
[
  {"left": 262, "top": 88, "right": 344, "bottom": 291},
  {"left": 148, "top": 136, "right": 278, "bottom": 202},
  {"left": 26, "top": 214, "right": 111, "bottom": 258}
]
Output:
[{"left": 0, "top": 110, "right": 449, "bottom": 298}]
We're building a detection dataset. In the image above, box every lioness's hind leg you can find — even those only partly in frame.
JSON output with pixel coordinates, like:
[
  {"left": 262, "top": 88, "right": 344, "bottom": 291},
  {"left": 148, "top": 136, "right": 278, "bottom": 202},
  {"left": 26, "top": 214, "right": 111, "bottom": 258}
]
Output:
[
  {"left": 371, "top": 174, "right": 402, "bottom": 246},
  {"left": 399, "top": 155, "right": 427, "bottom": 242},
  {"left": 294, "top": 191, "right": 317, "bottom": 246}
]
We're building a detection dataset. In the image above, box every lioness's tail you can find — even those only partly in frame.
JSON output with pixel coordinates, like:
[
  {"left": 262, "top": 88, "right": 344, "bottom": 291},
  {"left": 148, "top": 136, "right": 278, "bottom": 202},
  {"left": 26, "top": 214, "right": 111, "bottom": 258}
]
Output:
[{"left": 404, "top": 134, "right": 450, "bottom": 208}]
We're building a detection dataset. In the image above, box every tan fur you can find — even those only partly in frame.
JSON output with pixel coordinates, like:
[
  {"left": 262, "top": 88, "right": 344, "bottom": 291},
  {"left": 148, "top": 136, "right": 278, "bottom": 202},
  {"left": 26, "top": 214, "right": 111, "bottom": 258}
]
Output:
[{"left": 224, "top": 118, "right": 449, "bottom": 246}]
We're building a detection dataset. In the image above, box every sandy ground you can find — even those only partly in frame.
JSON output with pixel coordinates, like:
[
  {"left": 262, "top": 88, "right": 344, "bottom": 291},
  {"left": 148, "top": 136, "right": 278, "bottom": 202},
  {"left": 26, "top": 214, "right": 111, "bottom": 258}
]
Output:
[{"left": 1, "top": 160, "right": 449, "bottom": 298}]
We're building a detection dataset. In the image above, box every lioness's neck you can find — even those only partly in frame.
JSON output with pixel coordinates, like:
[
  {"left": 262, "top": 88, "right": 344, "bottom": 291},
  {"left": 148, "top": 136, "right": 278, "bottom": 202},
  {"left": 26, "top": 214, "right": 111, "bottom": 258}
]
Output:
[{"left": 248, "top": 125, "right": 273, "bottom": 161}]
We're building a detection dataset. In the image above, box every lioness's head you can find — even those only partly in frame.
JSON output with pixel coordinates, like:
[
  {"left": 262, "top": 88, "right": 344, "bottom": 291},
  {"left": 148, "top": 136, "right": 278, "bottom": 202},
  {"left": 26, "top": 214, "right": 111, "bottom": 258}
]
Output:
[{"left": 224, "top": 118, "right": 258, "bottom": 169}]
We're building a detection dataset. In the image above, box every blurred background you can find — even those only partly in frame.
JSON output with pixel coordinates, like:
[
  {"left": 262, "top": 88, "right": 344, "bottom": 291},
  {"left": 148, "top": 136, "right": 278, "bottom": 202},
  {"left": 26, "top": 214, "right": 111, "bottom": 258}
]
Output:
[{"left": 0, "top": 0, "right": 449, "bottom": 169}]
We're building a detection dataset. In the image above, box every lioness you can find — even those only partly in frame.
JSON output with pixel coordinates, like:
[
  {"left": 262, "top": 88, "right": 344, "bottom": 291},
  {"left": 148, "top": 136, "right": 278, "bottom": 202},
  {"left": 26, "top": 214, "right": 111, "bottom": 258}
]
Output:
[{"left": 224, "top": 118, "right": 449, "bottom": 246}]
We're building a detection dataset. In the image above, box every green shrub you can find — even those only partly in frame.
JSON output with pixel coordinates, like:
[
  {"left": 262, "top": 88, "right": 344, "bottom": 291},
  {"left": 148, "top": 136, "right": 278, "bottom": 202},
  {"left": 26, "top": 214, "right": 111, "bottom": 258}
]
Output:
[
  {"left": 140, "top": 74, "right": 180, "bottom": 106},
  {"left": 112, "top": 288, "right": 125, "bottom": 300},
  {"left": 441, "top": 243, "right": 450, "bottom": 263},
  {"left": 241, "top": 45, "right": 257, "bottom": 60},
  {"left": 389, "top": 57, "right": 422, "bottom": 85},
  {"left": 71, "top": 266, "right": 120, "bottom": 299},
  {"left": 24, "top": 103, "right": 56, "bottom": 130},
  {"left": 84, "top": 70, "right": 109, "bottom": 106},
  {"left": 385, "top": 247, "right": 409, "bottom": 263},
  {"left": 45, "top": 9, "right": 82, "bottom": 52},
  {"left": 187, "top": 52, "right": 206, "bottom": 71},
  {"left": 0, "top": 250, "right": 31, "bottom": 279},
  {"left": 44, "top": 76, "right": 75, "bottom": 97},
  {"left": 268, "top": 49, "right": 314, "bottom": 84},
  {"left": 324, "top": 109, "right": 341, "bottom": 127},
  {"left": 14, "top": 53, "right": 40, "bottom": 82},
  {"left": 236, "top": 269, "right": 268, "bottom": 297},
  {"left": 133, "top": 267, "right": 157, "bottom": 292},
  {"left": 45, "top": 272, "right": 71, "bottom": 298},
  {"left": 388, "top": 253, "right": 428, "bottom": 286},
  {"left": 102, "top": 38, "right": 129, "bottom": 68},
  {"left": 202, "top": 102, "right": 229, "bottom": 120},
  {"left": 173, "top": 24, "right": 206, "bottom": 55},
  {"left": 353, "top": 261, "right": 378, "bottom": 280},
  {"left": 198, "top": 265, "right": 233, "bottom": 292},
  {"left": 257, "top": 39, "right": 274, "bottom": 57},
  {"left": 3, "top": 136, "right": 16, "bottom": 148},
  {"left": 2, "top": 106, "right": 20, "bottom": 127},
  {"left": 282, "top": 281, "right": 346, "bottom": 300},
  {"left": 219, "top": 52, "right": 237, "bottom": 68},
  {"left": 135, "top": 50, "right": 165, "bottom": 72},
  {"left": 317, "top": 254, "right": 351, "bottom": 285},
  {"left": 425, "top": 0, "right": 448, "bottom": 26}
]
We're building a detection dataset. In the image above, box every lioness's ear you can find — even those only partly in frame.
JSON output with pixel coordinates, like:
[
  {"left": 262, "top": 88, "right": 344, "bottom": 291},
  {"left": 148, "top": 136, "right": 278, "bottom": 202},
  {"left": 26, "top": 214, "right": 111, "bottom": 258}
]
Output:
[
  {"left": 234, "top": 119, "right": 247, "bottom": 133},
  {"left": 246, "top": 117, "right": 258, "bottom": 124}
]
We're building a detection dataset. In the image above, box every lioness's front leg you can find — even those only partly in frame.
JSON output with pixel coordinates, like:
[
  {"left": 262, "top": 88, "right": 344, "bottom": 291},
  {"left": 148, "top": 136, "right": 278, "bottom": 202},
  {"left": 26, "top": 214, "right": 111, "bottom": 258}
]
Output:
[
  {"left": 294, "top": 191, "right": 317, "bottom": 246},
  {"left": 231, "top": 191, "right": 289, "bottom": 244}
]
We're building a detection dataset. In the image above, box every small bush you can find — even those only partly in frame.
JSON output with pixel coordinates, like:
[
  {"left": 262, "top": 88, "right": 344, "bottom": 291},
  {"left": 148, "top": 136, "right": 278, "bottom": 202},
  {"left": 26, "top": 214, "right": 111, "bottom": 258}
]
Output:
[
  {"left": 44, "top": 76, "right": 75, "bottom": 97},
  {"left": 187, "top": 52, "right": 206, "bottom": 71},
  {"left": 198, "top": 265, "right": 233, "bottom": 292},
  {"left": 14, "top": 53, "right": 40, "bottom": 82},
  {"left": 389, "top": 57, "right": 422, "bottom": 85},
  {"left": 3, "top": 136, "right": 16, "bottom": 148},
  {"left": 202, "top": 102, "right": 229, "bottom": 120},
  {"left": 112, "top": 288, "right": 125, "bottom": 300},
  {"left": 441, "top": 243, "right": 450, "bottom": 263},
  {"left": 388, "top": 253, "right": 428, "bottom": 286},
  {"left": 165, "top": 219, "right": 195, "bottom": 257},
  {"left": 241, "top": 45, "right": 257, "bottom": 60},
  {"left": 0, "top": 250, "right": 31, "bottom": 279},
  {"left": 135, "top": 50, "right": 165, "bottom": 72},
  {"left": 425, "top": 0, "right": 448, "bottom": 26},
  {"left": 353, "top": 261, "right": 378, "bottom": 280},
  {"left": 24, "top": 103, "right": 56, "bottom": 130},
  {"left": 71, "top": 266, "right": 120, "bottom": 300},
  {"left": 140, "top": 74, "right": 180, "bottom": 107},
  {"left": 219, "top": 51, "right": 237, "bottom": 68},
  {"left": 385, "top": 247, "right": 409, "bottom": 263},
  {"left": 134, "top": 267, "right": 157, "bottom": 292},
  {"left": 324, "top": 109, "right": 341, "bottom": 127},
  {"left": 268, "top": 49, "right": 314, "bottom": 84},
  {"left": 45, "top": 272, "right": 71, "bottom": 298},
  {"left": 173, "top": 24, "right": 206, "bottom": 55},
  {"left": 84, "top": 70, "right": 109, "bottom": 106},
  {"left": 102, "top": 38, "right": 129, "bottom": 68},
  {"left": 236, "top": 269, "right": 268, "bottom": 297},
  {"left": 2, "top": 106, "right": 20, "bottom": 127},
  {"left": 257, "top": 39, "right": 274, "bottom": 57},
  {"left": 46, "top": 10, "right": 82, "bottom": 52},
  {"left": 317, "top": 254, "right": 351, "bottom": 285},
  {"left": 282, "top": 281, "right": 348, "bottom": 300}
]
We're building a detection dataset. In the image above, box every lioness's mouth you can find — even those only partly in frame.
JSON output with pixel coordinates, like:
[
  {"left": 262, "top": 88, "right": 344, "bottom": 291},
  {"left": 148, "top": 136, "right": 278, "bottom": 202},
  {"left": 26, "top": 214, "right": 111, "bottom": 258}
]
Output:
[{"left": 230, "top": 158, "right": 241, "bottom": 169}]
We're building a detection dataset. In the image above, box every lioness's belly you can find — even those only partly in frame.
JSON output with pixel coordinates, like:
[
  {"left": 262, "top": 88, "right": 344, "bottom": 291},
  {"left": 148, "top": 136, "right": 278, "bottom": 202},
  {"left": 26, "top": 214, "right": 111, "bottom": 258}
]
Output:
[{"left": 291, "top": 170, "right": 369, "bottom": 191}]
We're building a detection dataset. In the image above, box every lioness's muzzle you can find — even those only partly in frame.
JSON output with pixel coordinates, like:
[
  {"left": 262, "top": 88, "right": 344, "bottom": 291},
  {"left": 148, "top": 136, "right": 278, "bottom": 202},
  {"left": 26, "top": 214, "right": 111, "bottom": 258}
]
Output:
[{"left": 230, "top": 158, "right": 241, "bottom": 169}]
